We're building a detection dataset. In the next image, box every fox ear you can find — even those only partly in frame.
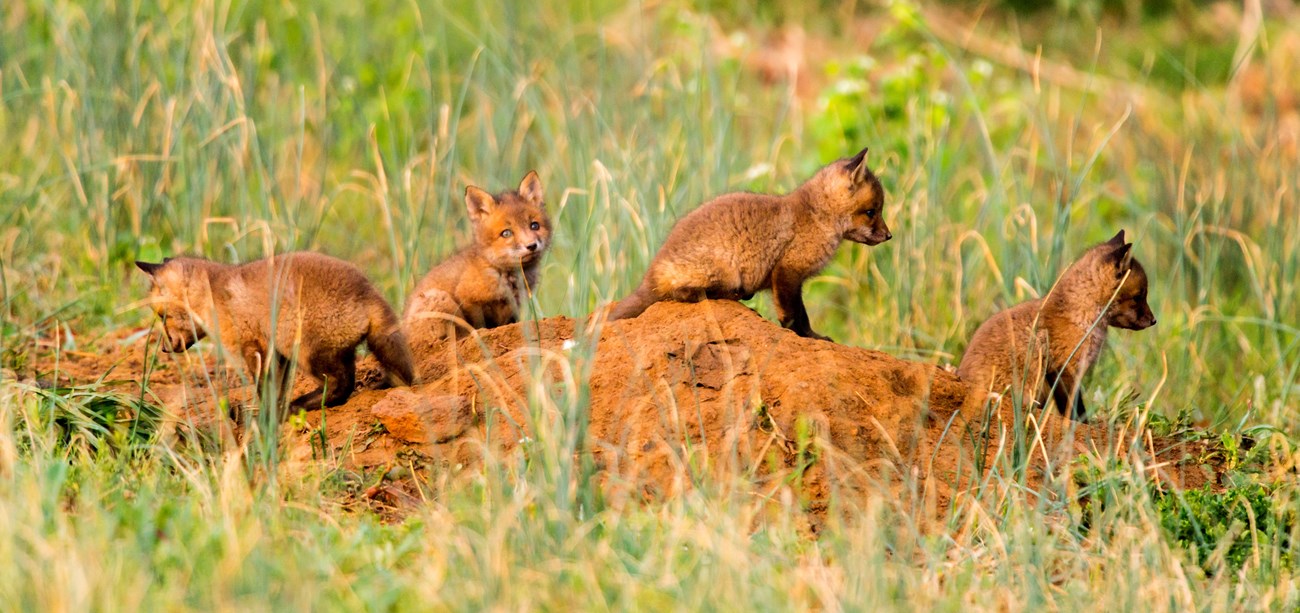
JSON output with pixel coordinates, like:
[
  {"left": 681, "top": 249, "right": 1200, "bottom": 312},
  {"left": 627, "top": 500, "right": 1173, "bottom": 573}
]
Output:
[
  {"left": 518, "top": 171, "right": 544, "bottom": 207},
  {"left": 464, "top": 186, "right": 497, "bottom": 222},
  {"left": 135, "top": 261, "right": 164, "bottom": 276},
  {"left": 1104, "top": 242, "right": 1134, "bottom": 275},
  {"left": 1105, "top": 229, "right": 1126, "bottom": 247},
  {"left": 847, "top": 147, "right": 870, "bottom": 182}
]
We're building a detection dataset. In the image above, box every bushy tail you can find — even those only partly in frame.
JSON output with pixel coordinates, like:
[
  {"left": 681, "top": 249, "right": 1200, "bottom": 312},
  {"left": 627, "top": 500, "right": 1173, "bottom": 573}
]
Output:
[
  {"left": 367, "top": 302, "right": 418, "bottom": 386},
  {"left": 607, "top": 283, "right": 657, "bottom": 321}
]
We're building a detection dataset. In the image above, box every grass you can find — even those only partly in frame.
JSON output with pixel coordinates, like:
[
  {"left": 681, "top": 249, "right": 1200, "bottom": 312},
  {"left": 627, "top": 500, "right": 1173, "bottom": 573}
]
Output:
[{"left": 2, "top": 0, "right": 1300, "bottom": 608}]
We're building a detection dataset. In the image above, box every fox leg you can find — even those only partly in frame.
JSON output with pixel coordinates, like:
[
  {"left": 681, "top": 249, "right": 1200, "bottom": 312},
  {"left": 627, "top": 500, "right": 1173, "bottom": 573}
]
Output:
[
  {"left": 293, "top": 349, "right": 357, "bottom": 409},
  {"left": 1045, "top": 369, "right": 1085, "bottom": 419},
  {"left": 321, "top": 350, "right": 357, "bottom": 407},
  {"left": 705, "top": 283, "right": 753, "bottom": 301},
  {"left": 662, "top": 285, "right": 708, "bottom": 302},
  {"left": 699, "top": 268, "right": 750, "bottom": 301},
  {"left": 273, "top": 352, "right": 294, "bottom": 406},
  {"left": 772, "top": 267, "right": 829, "bottom": 341},
  {"left": 236, "top": 341, "right": 275, "bottom": 422}
]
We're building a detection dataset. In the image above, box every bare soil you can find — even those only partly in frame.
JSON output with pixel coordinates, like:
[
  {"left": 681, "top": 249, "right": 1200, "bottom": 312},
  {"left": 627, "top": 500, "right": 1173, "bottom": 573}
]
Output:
[{"left": 23, "top": 300, "right": 1227, "bottom": 526}]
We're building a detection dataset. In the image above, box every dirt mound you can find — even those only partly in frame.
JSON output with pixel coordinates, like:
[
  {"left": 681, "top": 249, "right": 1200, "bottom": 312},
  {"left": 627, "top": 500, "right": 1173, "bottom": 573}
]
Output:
[{"left": 19, "top": 301, "right": 1226, "bottom": 524}]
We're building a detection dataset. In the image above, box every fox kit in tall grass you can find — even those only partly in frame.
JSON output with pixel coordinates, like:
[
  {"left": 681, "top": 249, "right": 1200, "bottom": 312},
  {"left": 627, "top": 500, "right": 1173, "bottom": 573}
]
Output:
[
  {"left": 403, "top": 171, "right": 551, "bottom": 357},
  {"left": 607, "top": 147, "right": 891, "bottom": 340},
  {"left": 956, "top": 230, "right": 1157, "bottom": 419},
  {"left": 136, "top": 252, "right": 416, "bottom": 411}
]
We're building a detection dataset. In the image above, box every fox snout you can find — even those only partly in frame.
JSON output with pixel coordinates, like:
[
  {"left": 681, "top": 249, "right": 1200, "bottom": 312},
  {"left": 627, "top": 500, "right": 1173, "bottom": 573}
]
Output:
[
  {"left": 1133, "top": 311, "right": 1157, "bottom": 330},
  {"left": 157, "top": 323, "right": 200, "bottom": 352},
  {"left": 846, "top": 224, "right": 893, "bottom": 246},
  {"left": 1113, "top": 303, "right": 1157, "bottom": 331},
  {"left": 160, "top": 333, "right": 196, "bottom": 353},
  {"left": 519, "top": 237, "right": 546, "bottom": 261}
]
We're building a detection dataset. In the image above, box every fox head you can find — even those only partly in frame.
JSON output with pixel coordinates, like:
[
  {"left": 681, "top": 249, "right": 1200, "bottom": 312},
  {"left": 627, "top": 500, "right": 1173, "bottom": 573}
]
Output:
[
  {"left": 465, "top": 171, "right": 552, "bottom": 270},
  {"left": 1065, "top": 230, "right": 1157, "bottom": 331},
  {"left": 803, "top": 146, "right": 891, "bottom": 246},
  {"left": 135, "top": 258, "right": 213, "bottom": 352}
]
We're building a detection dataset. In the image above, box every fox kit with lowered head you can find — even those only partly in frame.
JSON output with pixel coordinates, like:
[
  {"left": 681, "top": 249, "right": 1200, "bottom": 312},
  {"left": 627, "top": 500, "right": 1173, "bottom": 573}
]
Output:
[
  {"left": 136, "top": 252, "right": 416, "bottom": 412},
  {"left": 956, "top": 230, "right": 1156, "bottom": 419},
  {"left": 607, "top": 147, "right": 891, "bottom": 340},
  {"left": 403, "top": 171, "right": 551, "bottom": 357}
]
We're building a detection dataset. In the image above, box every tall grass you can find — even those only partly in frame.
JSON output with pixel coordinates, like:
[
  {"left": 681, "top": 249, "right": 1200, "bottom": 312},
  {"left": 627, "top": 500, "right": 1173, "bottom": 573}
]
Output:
[{"left": 1, "top": 0, "right": 1298, "bottom": 608}]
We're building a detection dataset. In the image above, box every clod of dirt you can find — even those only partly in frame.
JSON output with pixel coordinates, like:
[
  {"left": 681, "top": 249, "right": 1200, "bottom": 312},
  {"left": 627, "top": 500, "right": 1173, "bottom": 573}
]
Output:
[{"left": 371, "top": 391, "right": 473, "bottom": 444}]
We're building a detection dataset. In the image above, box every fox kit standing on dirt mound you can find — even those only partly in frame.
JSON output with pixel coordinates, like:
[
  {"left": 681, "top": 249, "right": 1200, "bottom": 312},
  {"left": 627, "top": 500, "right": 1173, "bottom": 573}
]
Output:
[
  {"left": 956, "top": 230, "right": 1157, "bottom": 419},
  {"left": 135, "top": 252, "right": 417, "bottom": 411},
  {"left": 607, "top": 147, "right": 891, "bottom": 340},
  {"left": 403, "top": 171, "right": 551, "bottom": 356}
]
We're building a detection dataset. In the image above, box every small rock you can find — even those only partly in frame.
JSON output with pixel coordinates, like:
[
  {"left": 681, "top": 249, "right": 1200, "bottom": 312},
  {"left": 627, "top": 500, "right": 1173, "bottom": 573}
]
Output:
[{"left": 370, "top": 389, "right": 472, "bottom": 444}]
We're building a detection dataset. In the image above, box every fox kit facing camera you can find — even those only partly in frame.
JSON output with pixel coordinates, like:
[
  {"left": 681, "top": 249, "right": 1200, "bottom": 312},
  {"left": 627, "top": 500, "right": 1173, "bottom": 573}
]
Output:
[
  {"left": 403, "top": 171, "right": 551, "bottom": 357},
  {"left": 136, "top": 252, "right": 416, "bottom": 412},
  {"left": 956, "top": 230, "right": 1157, "bottom": 419},
  {"left": 607, "top": 147, "right": 891, "bottom": 340}
]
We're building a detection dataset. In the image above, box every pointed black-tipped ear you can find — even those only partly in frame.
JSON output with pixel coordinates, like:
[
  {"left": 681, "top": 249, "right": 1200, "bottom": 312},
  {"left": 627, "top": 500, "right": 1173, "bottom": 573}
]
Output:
[
  {"left": 1105, "top": 229, "right": 1126, "bottom": 248},
  {"left": 1104, "top": 242, "right": 1134, "bottom": 274},
  {"left": 848, "top": 146, "right": 869, "bottom": 168},
  {"left": 135, "top": 261, "right": 164, "bottom": 276},
  {"left": 518, "top": 171, "right": 544, "bottom": 207},
  {"left": 847, "top": 147, "right": 870, "bottom": 182},
  {"left": 464, "top": 185, "right": 497, "bottom": 223}
]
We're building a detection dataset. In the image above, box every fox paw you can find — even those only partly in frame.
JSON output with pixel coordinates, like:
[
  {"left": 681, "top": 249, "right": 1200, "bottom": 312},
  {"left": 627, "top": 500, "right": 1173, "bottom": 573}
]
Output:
[{"left": 797, "top": 329, "right": 833, "bottom": 342}]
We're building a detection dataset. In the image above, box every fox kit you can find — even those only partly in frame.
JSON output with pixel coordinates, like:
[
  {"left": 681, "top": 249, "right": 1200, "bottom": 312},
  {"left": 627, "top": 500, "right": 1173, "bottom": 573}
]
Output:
[
  {"left": 136, "top": 252, "right": 416, "bottom": 411},
  {"left": 403, "top": 171, "right": 551, "bottom": 356},
  {"left": 956, "top": 230, "right": 1157, "bottom": 419},
  {"left": 607, "top": 147, "right": 891, "bottom": 340}
]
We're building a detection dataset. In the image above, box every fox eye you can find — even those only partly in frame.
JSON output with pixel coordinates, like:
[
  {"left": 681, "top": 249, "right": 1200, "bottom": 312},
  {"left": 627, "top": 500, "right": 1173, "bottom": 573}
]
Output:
[
  {"left": 529, "top": 221, "right": 540, "bottom": 231},
  {"left": 865, "top": 209, "right": 876, "bottom": 218},
  {"left": 500, "top": 229, "right": 513, "bottom": 239}
]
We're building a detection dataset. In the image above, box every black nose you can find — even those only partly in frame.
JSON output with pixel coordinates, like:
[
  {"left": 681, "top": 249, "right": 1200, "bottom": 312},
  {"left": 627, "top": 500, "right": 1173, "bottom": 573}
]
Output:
[
  {"left": 526, "top": 242, "right": 539, "bottom": 252},
  {"left": 885, "top": 232, "right": 893, "bottom": 240}
]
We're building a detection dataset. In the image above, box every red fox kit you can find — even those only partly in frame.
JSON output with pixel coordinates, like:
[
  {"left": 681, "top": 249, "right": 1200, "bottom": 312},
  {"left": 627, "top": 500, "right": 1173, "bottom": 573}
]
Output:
[
  {"left": 403, "top": 171, "right": 551, "bottom": 357},
  {"left": 135, "top": 252, "right": 416, "bottom": 411},
  {"left": 607, "top": 147, "right": 891, "bottom": 340},
  {"left": 956, "top": 230, "right": 1157, "bottom": 418}
]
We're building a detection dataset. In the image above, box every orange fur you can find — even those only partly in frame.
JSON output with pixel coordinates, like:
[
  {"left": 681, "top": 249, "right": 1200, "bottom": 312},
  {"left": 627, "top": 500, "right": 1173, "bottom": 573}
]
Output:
[
  {"left": 403, "top": 172, "right": 551, "bottom": 360},
  {"left": 956, "top": 230, "right": 1157, "bottom": 419},
  {"left": 135, "top": 252, "right": 416, "bottom": 414}
]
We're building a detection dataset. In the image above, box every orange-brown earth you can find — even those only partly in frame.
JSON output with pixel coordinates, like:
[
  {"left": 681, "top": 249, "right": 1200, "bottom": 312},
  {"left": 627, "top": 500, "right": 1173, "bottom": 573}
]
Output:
[{"left": 21, "top": 300, "right": 1225, "bottom": 526}]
